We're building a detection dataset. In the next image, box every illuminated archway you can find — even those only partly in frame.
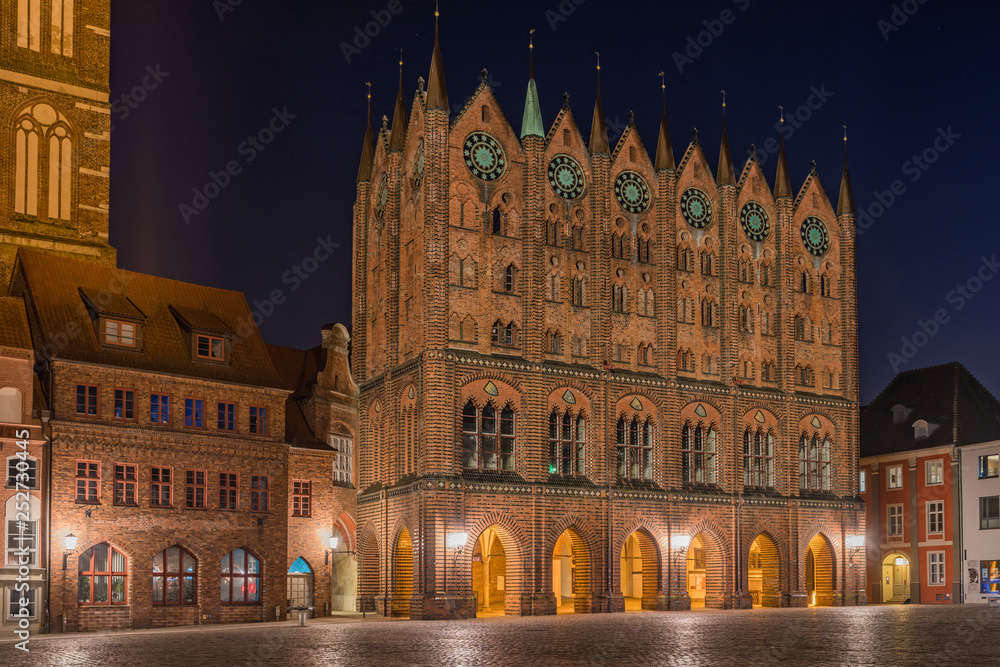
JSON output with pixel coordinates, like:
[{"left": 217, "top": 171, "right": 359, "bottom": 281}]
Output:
[
  {"left": 472, "top": 527, "right": 507, "bottom": 616},
  {"left": 748, "top": 534, "right": 781, "bottom": 608},
  {"left": 552, "top": 528, "right": 591, "bottom": 614},
  {"left": 805, "top": 533, "right": 836, "bottom": 607},
  {"left": 881, "top": 552, "right": 910, "bottom": 603},
  {"left": 620, "top": 529, "right": 660, "bottom": 610},
  {"left": 686, "top": 532, "right": 725, "bottom": 609},
  {"left": 391, "top": 527, "right": 413, "bottom": 617}
]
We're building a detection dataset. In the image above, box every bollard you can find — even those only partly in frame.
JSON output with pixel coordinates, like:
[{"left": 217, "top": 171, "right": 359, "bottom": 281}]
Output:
[
  {"left": 298, "top": 609, "right": 307, "bottom": 627},
  {"left": 61, "top": 615, "right": 67, "bottom": 633}
]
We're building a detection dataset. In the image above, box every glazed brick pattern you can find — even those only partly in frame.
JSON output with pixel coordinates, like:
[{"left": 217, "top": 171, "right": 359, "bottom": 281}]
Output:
[
  {"left": 0, "top": 0, "right": 116, "bottom": 285},
  {"left": 353, "top": 74, "right": 863, "bottom": 617}
]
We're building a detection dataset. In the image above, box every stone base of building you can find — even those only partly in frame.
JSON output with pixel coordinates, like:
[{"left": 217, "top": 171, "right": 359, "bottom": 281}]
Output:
[
  {"left": 527, "top": 592, "right": 557, "bottom": 615},
  {"left": 375, "top": 595, "right": 412, "bottom": 618},
  {"left": 668, "top": 592, "right": 692, "bottom": 610},
  {"left": 609, "top": 594, "right": 625, "bottom": 613},
  {"left": 727, "top": 592, "right": 754, "bottom": 609},
  {"left": 408, "top": 594, "right": 477, "bottom": 620},
  {"left": 789, "top": 592, "right": 809, "bottom": 608}
]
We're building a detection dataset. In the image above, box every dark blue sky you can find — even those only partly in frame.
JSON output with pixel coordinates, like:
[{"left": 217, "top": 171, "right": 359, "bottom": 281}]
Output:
[{"left": 110, "top": 0, "right": 1000, "bottom": 404}]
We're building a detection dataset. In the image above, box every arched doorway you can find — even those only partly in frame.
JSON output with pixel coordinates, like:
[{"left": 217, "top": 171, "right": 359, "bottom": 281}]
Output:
[
  {"left": 748, "top": 534, "right": 781, "bottom": 608},
  {"left": 881, "top": 552, "right": 910, "bottom": 603},
  {"left": 392, "top": 527, "right": 413, "bottom": 617},
  {"left": 287, "top": 557, "right": 314, "bottom": 618},
  {"left": 687, "top": 532, "right": 724, "bottom": 608},
  {"left": 552, "top": 528, "right": 591, "bottom": 614},
  {"left": 805, "top": 534, "right": 836, "bottom": 606},
  {"left": 620, "top": 529, "right": 660, "bottom": 610},
  {"left": 330, "top": 514, "right": 357, "bottom": 612},
  {"left": 357, "top": 531, "right": 380, "bottom": 614},
  {"left": 472, "top": 527, "right": 507, "bottom": 616}
]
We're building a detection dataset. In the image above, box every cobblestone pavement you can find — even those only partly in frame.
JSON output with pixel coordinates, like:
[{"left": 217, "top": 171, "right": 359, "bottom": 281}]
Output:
[{"left": 5, "top": 605, "right": 1000, "bottom": 667}]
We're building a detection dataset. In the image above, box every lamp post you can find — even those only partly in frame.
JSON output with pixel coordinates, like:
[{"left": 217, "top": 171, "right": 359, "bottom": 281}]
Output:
[
  {"left": 62, "top": 534, "right": 76, "bottom": 633},
  {"left": 669, "top": 534, "right": 690, "bottom": 608},
  {"left": 846, "top": 536, "right": 864, "bottom": 605},
  {"left": 445, "top": 532, "right": 468, "bottom": 605}
]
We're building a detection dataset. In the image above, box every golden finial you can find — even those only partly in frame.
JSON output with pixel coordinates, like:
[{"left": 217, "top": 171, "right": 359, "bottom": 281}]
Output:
[
  {"left": 595, "top": 51, "right": 601, "bottom": 71},
  {"left": 399, "top": 48, "right": 403, "bottom": 70},
  {"left": 435, "top": 0, "right": 439, "bottom": 18},
  {"left": 659, "top": 71, "right": 665, "bottom": 90},
  {"left": 843, "top": 124, "right": 848, "bottom": 141},
  {"left": 366, "top": 81, "right": 371, "bottom": 102},
  {"left": 529, "top": 28, "right": 535, "bottom": 49},
  {"left": 529, "top": 29, "right": 536, "bottom": 79},
  {"left": 721, "top": 89, "right": 726, "bottom": 108}
]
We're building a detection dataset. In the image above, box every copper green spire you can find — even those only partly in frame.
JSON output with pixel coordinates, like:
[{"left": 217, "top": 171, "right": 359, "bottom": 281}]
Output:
[
  {"left": 716, "top": 90, "right": 735, "bottom": 185},
  {"left": 388, "top": 51, "right": 408, "bottom": 152},
  {"left": 654, "top": 71, "right": 675, "bottom": 171},
  {"left": 357, "top": 82, "right": 375, "bottom": 183},
  {"left": 425, "top": 2, "right": 448, "bottom": 111},
  {"left": 838, "top": 125, "right": 855, "bottom": 216},
  {"left": 589, "top": 52, "right": 609, "bottom": 154},
  {"left": 774, "top": 106, "right": 793, "bottom": 198},
  {"left": 521, "top": 29, "right": 544, "bottom": 139}
]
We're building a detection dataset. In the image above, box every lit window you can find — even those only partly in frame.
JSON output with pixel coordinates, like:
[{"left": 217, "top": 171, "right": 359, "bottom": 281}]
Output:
[
  {"left": 979, "top": 455, "right": 999, "bottom": 479},
  {"left": 926, "top": 460, "right": 943, "bottom": 485},
  {"left": 104, "top": 320, "right": 136, "bottom": 347},
  {"left": 221, "top": 548, "right": 261, "bottom": 604},
  {"left": 859, "top": 469, "right": 866, "bottom": 493},
  {"left": 51, "top": 0, "right": 75, "bottom": 57},
  {"left": 6, "top": 496, "right": 37, "bottom": 567},
  {"left": 887, "top": 465, "right": 903, "bottom": 489},
  {"left": 7, "top": 587, "right": 36, "bottom": 619},
  {"left": 153, "top": 546, "right": 197, "bottom": 605},
  {"left": 196, "top": 335, "right": 225, "bottom": 361},
  {"left": 331, "top": 436, "right": 352, "bottom": 484},
  {"left": 78, "top": 543, "right": 127, "bottom": 604},
  {"left": 981, "top": 560, "right": 1000, "bottom": 593}
]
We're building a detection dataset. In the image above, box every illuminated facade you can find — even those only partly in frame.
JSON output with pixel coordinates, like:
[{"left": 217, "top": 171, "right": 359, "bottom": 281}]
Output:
[{"left": 353, "top": 15, "right": 865, "bottom": 619}]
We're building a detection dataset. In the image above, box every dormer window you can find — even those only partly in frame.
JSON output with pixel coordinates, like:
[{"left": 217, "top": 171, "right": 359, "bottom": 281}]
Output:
[
  {"left": 891, "top": 404, "right": 911, "bottom": 424},
  {"left": 104, "top": 319, "right": 137, "bottom": 348},
  {"left": 197, "top": 335, "right": 226, "bottom": 361},
  {"left": 913, "top": 419, "right": 930, "bottom": 440}
]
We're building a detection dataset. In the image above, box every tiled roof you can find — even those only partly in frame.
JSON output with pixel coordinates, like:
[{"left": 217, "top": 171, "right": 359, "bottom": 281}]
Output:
[
  {"left": 14, "top": 249, "right": 283, "bottom": 388},
  {"left": 266, "top": 343, "right": 330, "bottom": 451},
  {"left": 79, "top": 288, "right": 145, "bottom": 320},
  {"left": 861, "top": 362, "right": 1000, "bottom": 457},
  {"left": 170, "top": 304, "right": 234, "bottom": 334},
  {"left": 0, "top": 297, "right": 31, "bottom": 349}
]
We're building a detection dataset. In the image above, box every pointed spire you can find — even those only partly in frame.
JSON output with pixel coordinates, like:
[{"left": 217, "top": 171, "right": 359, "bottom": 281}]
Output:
[
  {"left": 774, "top": 105, "right": 792, "bottom": 198},
  {"left": 388, "top": 51, "right": 408, "bottom": 152},
  {"left": 426, "top": 2, "right": 448, "bottom": 111},
  {"left": 716, "top": 90, "right": 735, "bottom": 185},
  {"left": 654, "top": 71, "right": 675, "bottom": 171},
  {"left": 589, "top": 52, "right": 609, "bottom": 154},
  {"left": 838, "top": 125, "right": 855, "bottom": 216},
  {"left": 357, "top": 83, "right": 375, "bottom": 183},
  {"left": 521, "top": 29, "right": 544, "bottom": 139}
]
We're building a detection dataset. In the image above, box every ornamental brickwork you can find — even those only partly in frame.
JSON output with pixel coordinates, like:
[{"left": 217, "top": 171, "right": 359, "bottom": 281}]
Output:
[{"left": 354, "top": 21, "right": 864, "bottom": 619}]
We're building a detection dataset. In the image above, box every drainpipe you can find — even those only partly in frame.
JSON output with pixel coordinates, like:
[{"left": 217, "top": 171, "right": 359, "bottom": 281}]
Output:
[{"left": 41, "top": 408, "right": 51, "bottom": 633}]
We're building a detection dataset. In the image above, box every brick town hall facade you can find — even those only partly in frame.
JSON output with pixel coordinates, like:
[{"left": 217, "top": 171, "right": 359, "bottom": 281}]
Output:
[{"left": 353, "top": 17, "right": 865, "bottom": 618}]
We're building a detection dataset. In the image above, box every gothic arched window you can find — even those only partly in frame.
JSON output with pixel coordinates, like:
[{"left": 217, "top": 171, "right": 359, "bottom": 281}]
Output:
[
  {"left": 549, "top": 409, "right": 585, "bottom": 476},
  {"left": 798, "top": 432, "right": 831, "bottom": 491},
  {"left": 681, "top": 421, "right": 716, "bottom": 484},
  {"left": 743, "top": 427, "right": 774, "bottom": 488},
  {"left": 616, "top": 416, "right": 652, "bottom": 481},
  {"left": 462, "top": 400, "right": 515, "bottom": 471}
]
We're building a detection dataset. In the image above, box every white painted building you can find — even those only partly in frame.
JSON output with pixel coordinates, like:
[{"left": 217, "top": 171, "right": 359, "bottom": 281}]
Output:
[{"left": 959, "top": 440, "right": 1000, "bottom": 603}]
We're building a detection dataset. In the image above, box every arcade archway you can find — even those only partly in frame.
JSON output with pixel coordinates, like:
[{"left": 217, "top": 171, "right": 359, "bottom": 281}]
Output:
[
  {"left": 472, "top": 527, "right": 507, "bottom": 616},
  {"left": 686, "top": 532, "right": 725, "bottom": 609},
  {"left": 552, "top": 528, "right": 591, "bottom": 614},
  {"left": 805, "top": 533, "right": 836, "bottom": 607},
  {"left": 748, "top": 534, "right": 781, "bottom": 608},
  {"left": 620, "top": 529, "right": 660, "bottom": 610}
]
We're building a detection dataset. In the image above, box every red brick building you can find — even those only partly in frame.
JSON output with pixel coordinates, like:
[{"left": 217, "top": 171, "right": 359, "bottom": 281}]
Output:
[
  {"left": 353, "top": 16, "right": 865, "bottom": 619},
  {"left": 6, "top": 249, "right": 356, "bottom": 631},
  {"left": 860, "top": 362, "right": 1000, "bottom": 604}
]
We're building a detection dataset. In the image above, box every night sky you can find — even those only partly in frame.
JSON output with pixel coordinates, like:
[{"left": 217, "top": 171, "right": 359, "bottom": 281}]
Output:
[{"left": 109, "top": 0, "right": 1000, "bottom": 404}]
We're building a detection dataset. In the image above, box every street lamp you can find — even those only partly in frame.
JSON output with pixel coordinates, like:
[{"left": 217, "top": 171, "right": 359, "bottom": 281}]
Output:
[
  {"left": 325, "top": 536, "right": 339, "bottom": 565},
  {"left": 62, "top": 534, "right": 77, "bottom": 633},
  {"left": 666, "top": 535, "right": 690, "bottom": 607}
]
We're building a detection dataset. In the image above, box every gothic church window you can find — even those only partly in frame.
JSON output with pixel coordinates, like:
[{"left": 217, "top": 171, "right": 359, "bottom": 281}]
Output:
[
  {"left": 462, "top": 400, "right": 515, "bottom": 471},
  {"left": 799, "top": 432, "right": 831, "bottom": 491},
  {"left": 503, "top": 264, "right": 517, "bottom": 293},
  {"left": 13, "top": 105, "right": 73, "bottom": 221},
  {"left": 681, "top": 421, "right": 716, "bottom": 484},
  {"left": 51, "top": 0, "right": 74, "bottom": 56},
  {"left": 743, "top": 427, "right": 775, "bottom": 488},
  {"left": 549, "top": 410, "right": 585, "bottom": 476},
  {"left": 617, "top": 416, "right": 653, "bottom": 481}
]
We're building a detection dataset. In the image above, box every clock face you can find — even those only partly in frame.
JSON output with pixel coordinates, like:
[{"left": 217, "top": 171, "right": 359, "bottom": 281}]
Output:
[
  {"left": 681, "top": 187, "right": 713, "bottom": 229},
  {"left": 614, "top": 170, "right": 650, "bottom": 214},
  {"left": 463, "top": 132, "right": 506, "bottom": 181},
  {"left": 801, "top": 216, "right": 830, "bottom": 256},
  {"left": 740, "top": 201, "right": 771, "bottom": 241},
  {"left": 548, "top": 154, "right": 585, "bottom": 199}
]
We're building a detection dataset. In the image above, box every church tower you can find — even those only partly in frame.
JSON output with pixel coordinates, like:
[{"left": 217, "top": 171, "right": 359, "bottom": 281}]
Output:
[
  {"left": 353, "top": 12, "right": 864, "bottom": 619},
  {"left": 0, "top": 0, "right": 116, "bottom": 286}
]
